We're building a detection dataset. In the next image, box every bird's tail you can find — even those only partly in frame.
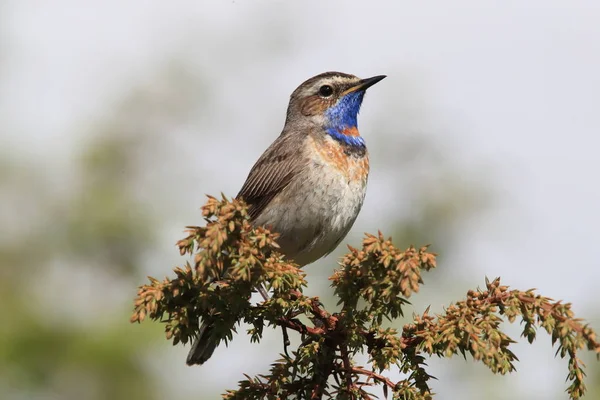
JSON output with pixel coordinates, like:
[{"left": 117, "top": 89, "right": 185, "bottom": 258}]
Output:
[{"left": 186, "top": 321, "right": 218, "bottom": 366}]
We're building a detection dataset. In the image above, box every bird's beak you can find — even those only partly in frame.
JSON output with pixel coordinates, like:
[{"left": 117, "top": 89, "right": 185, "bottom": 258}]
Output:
[{"left": 342, "top": 75, "right": 386, "bottom": 95}]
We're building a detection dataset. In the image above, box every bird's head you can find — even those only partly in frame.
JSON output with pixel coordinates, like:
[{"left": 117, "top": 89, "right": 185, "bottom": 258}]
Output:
[{"left": 285, "top": 72, "right": 386, "bottom": 146}]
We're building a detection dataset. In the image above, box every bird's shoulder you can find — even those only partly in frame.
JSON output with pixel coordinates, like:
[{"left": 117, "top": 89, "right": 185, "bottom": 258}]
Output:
[{"left": 236, "top": 131, "right": 310, "bottom": 220}]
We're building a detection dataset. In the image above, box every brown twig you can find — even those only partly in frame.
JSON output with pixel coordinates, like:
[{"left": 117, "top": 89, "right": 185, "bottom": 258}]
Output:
[
  {"left": 351, "top": 367, "right": 396, "bottom": 391},
  {"left": 276, "top": 293, "right": 338, "bottom": 336},
  {"left": 514, "top": 292, "right": 599, "bottom": 349},
  {"left": 277, "top": 317, "right": 325, "bottom": 336}
]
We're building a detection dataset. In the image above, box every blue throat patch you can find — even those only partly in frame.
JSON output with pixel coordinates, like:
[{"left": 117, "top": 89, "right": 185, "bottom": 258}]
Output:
[{"left": 324, "top": 91, "right": 366, "bottom": 148}]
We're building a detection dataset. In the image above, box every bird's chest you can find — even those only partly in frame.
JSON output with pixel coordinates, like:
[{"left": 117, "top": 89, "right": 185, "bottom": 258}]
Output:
[
  {"left": 307, "top": 135, "right": 370, "bottom": 200},
  {"left": 286, "top": 136, "right": 369, "bottom": 263},
  {"left": 302, "top": 148, "right": 368, "bottom": 236}
]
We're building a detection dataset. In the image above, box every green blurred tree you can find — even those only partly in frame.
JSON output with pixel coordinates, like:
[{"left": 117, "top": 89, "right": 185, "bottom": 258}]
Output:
[
  {"left": 0, "top": 141, "right": 160, "bottom": 400},
  {"left": 0, "top": 63, "right": 208, "bottom": 400}
]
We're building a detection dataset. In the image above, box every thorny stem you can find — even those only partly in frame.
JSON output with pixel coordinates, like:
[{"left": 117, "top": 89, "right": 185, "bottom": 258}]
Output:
[
  {"left": 273, "top": 292, "right": 406, "bottom": 397},
  {"left": 479, "top": 282, "right": 597, "bottom": 346},
  {"left": 340, "top": 344, "right": 353, "bottom": 392},
  {"left": 266, "top": 281, "right": 599, "bottom": 399}
]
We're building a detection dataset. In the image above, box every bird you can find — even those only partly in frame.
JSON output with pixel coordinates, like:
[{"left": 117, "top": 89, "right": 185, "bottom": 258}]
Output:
[{"left": 186, "top": 71, "right": 386, "bottom": 365}]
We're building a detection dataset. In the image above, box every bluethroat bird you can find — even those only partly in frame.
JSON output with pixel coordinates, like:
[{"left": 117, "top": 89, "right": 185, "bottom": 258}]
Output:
[{"left": 186, "top": 71, "right": 386, "bottom": 365}]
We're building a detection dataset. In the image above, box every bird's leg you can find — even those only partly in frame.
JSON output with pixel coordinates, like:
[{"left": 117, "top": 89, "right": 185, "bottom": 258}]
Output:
[
  {"left": 257, "top": 283, "right": 292, "bottom": 353},
  {"left": 258, "top": 284, "right": 270, "bottom": 301},
  {"left": 282, "top": 326, "right": 291, "bottom": 357}
]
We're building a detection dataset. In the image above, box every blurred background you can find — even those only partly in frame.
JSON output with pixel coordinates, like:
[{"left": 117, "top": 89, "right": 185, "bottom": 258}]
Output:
[{"left": 1, "top": 1, "right": 599, "bottom": 399}]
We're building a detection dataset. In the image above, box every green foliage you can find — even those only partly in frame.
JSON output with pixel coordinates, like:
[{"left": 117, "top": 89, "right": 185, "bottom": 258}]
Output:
[{"left": 132, "top": 196, "right": 600, "bottom": 399}]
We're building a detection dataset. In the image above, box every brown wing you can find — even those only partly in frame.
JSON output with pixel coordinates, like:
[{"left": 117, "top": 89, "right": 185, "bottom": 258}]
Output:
[{"left": 236, "top": 132, "right": 307, "bottom": 221}]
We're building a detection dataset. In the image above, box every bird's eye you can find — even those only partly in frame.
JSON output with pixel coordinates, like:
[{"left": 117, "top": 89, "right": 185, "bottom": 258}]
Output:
[{"left": 318, "top": 85, "right": 334, "bottom": 97}]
